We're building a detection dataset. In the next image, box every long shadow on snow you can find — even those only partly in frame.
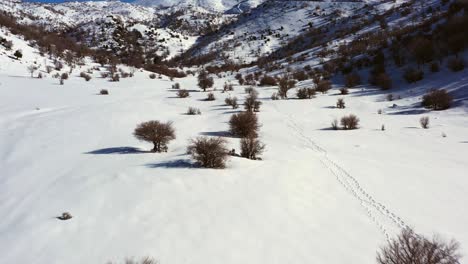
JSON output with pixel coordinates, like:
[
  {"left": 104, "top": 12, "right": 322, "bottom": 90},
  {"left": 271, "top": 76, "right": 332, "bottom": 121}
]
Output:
[
  {"left": 145, "top": 159, "right": 194, "bottom": 169},
  {"left": 85, "top": 147, "right": 148, "bottom": 155},
  {"left": 199, "top": 131, "right": 234, "bottom": 137}
]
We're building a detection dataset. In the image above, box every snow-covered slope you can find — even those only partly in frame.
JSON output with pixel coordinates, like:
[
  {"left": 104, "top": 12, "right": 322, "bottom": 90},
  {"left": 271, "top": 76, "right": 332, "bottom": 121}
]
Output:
[
  {"left": 1, "top": 25, "right": 468, "bottom": 263},
  {"left": 134, "top": 0, "right": 264, "bottom": 13}
]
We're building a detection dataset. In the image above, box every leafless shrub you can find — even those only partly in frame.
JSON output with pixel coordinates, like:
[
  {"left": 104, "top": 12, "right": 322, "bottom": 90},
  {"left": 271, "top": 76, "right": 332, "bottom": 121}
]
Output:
[
  {"left": 339, "top": 88, "right": 349, "bottom": 95},
  {"left": 430, "top": 62, "right": 440, "bottom": 72},
  {"left": 387, "top": 94, "right": 394, "bottom": 101},
  {"left": 106, "top": 256, "right": 158, "bottom": 264},
  {"left": 420, "top": 116, "right": 430, "bottom": 129},
  {"left": 271, "top": 93, "right": 279, "bottom": 100},
  {"left": 448, "top": 57, "right": 465, "bottom": 72},
  {"left": 244, "top": 94, "right": 261, "bottom": 112},
  {"left": 375, "top": 73, "right": 392, "bottom": 90},
  {"left": 223, "top": 82, "right": 234, "bottom": 91},
  {"left": 172, "top": 83, "right": 180, "bottom": 89},
  {"left": 187, "top": 137, "right": 228, "bottom": 168},
  {"left": 331, "top": 119, "right": 339, "bottom": 130},
  {"left": 345, "top": 72, "right": 361, "bottom": 87},
  {"left": 316, "top": 80, "right": 332, "bottom": 93},
  {"left": 27, "top": 65, "right": 38, "bottom": 77},
  {"left": 403, "top": 67, "right": 424, "bottom": 83},
  {"left": 297, "top": 87, "right": 316, "bottom": 99},
  {"left": 336, "top": 98, "right": 345, "bottom": 109},
  {"left": 225, "top": 97, "right": 238, "bottom": 109},
  {"left": 422, "top": 89, "right": 452, "bottom": 110},
  {"left": 240, "top": 135, "right": 266, "bottom": 160},
  {"left": 229, "top": 112, "right": 259, "bottom": 137},
  {"left": 278, "top": 76, "right": 296, "bottom": 99},
  {"left": 133, "top": 121, "right": 176, "bottom": 152},
  {"left": 206, "top": 92, "right": 216, "bottom": 101},
  {"left": 61, "top": 72, "right": 69, "bottom": 80},
  {"left": 111, "top": 74, "right": 120, "bottom": 82},
  {"left": 187, "top": 107, "right": 201, "bottom": 115},
  {"left": 340, "top": 114, "right": 360, "bottom": 130},
  {"left": 177, "top": 89, "right": 190, "bottom": 98},
  {"left": 198, "top": 70, "right": 214, "bottom": 91},
  {"left": 377, "top": 228, "right": 461, "bottom": 264},
  {"left": 259, "top": 75, "right": 277, "bottom": 86}
]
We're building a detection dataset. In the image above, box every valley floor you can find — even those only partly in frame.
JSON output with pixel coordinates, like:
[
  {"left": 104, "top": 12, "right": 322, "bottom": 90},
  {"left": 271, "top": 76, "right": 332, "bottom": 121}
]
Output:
[{"left": 0, "top": 69, "right": 467, "bottom": 264}]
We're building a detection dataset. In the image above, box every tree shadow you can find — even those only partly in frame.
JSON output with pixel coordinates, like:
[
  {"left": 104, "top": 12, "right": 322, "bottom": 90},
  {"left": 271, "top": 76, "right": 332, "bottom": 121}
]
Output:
[
  {"left": 145, "top": 159, "right": 194, "bottom": 169},
  {"left": 85, "top": 147, "right": 149, "bottom": 155},
  {"left": 199, "top": 131, "right": 234, "bottom": 137},
  {"left": 222, "top": 110, "right": 242, "bottom": 115}
]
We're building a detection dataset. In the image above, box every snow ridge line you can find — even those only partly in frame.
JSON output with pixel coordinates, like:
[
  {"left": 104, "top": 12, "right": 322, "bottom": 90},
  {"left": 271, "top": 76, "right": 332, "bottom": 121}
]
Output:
[{"left": 284, "top": 113, "right": 409, "bottom": 240}]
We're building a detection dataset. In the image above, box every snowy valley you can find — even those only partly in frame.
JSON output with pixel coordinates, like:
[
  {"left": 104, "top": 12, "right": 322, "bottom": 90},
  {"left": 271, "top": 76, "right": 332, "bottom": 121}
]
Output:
[{"left": 0, "top": 0, "right": 468, "bottom": 263}]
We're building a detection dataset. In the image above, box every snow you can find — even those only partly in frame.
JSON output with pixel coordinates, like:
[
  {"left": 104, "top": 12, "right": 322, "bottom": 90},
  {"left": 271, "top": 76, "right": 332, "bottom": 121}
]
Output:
[
  {"left": 1, "top": 0, "right": 468, "bottom": 263},
  {"left": 1, "top": 30, "right": 468, "bottom": 263}
]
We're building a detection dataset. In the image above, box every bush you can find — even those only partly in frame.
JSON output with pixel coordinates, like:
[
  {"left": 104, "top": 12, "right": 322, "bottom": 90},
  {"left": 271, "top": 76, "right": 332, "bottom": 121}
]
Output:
[
  {"left": 172, "top": 83, "right": 180, "bottom": 89},
  {"left": 448, "top": 57, "right": 465, "bottom": 72},
  {"left": 331, "top": 119, "right": 339, "bottom": 130},
  {"left": 149, "top": 73, "right": 156, "bottom": 79},
  {"left": 240, "top": 135, "right": 266, "bottom": 160},
  {"left": 297, "top": 88, "right": 309, "bottom": 99},
  {"left": 229, "top": 112, "right": 259, "bottom": 137},
  {"left": 133, "top": 121, "right": 176, "bottom": 152},
  {"left": 316, "top": 80, "right": 332, "bottom": 93},
  {"left": 339, "top": 88, "right": 349, "bottom": 95},
  {"left": 61, "top": 72, "right": 69, "bottom": 80},
  {"left": 259, "top": 75, "right": 277, "bottom": 86},
  {"left": 271, "top": 93, "right": 279, "bottom": 100},
  {"left": 345, "top": 72, "right": 361, "bottom": 87},
  {"left": 430, "top": 62, "right": 440, "bottom": 72},
  {"left": 225, "top": 96, "right": 238, "bottom": 109},
  {"left": 387, "top": 94, "right": 394, "bottom": 101},
  {"left": 100, "top": 89, "right": 109, "bottom": 95},
  {"left": 187, "top": 107, "right": 201, "bottom": 115},
  {"left": 107, "top": 257, "right": 158, "bottom": 264},
  {"left": 375, "top": 73, "right": 392, "bottom": 90},
  {"left": 422, "top": 89, "right": 452, "bottom": 110},
  {"left": 403, "top": 67, "right": 424, "bottom": 83},
  {"left": 244, "top": 94, "right": 261, "bottom": 112},
  {"left": 13, "top": 49, "right": 22, "bottom": 59},
  {"left": 223, "top": 82, "right": 234, "bottom": 91},
  {"left": 177, "top": 89, "right": 190, "bottom": 98},
  {"left": 293, "top": 70, "right": 308, "bottom": 81},
  {"left": 187, "top": 137, "right": 229, "bottom": 168},
  {"left": 206, "top": 92, "right": 216, "bottom": 101},
  {"left": 340, "top": 114, "right": 359, "bottom": 130},
  {"left": 336, "top": 98, "right": 345, "bottom": 109},
  {"left": 111, "top": 74, "right": 120, "bottom": 82},
  {"left": 377, "top": 228, "right": 461, "bottom": 264},
  {"left": 278, "top": 76, "right": 296, "bottom": 98},
  {"left": 420, "top": 116, "right": 430, "bottom": 129},
  {"left": 198, "top": 70, "right": 214, "bottom": 91}
]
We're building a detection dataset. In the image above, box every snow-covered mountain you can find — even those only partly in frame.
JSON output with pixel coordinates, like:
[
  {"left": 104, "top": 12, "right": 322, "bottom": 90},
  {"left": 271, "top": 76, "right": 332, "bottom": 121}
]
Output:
[{"left": 133, "top": 0, "right": 264, "bottom": 13}]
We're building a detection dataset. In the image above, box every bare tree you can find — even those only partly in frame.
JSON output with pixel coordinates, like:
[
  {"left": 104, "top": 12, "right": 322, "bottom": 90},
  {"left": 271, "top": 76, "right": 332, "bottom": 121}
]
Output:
[
  {"left": 27, "top": 65, "right": 38, "bottom": 78},
  {"left": 340, "top": 114, "right": 359, "bottom": 130},
  {"left": 420, "top": 116, "right": 430, "bottom": 129},
  {"left": 377, "top": 228, "right": 461, "bottom": 264},
  {"left": 198, "top": 70, "right": 214, "bottom": 92},
  {"left": 133, "top": 121, "right": 176, "bottom": 152},
  {"left": 240, "top": 135, "right": 265, "bottom": 160},
  {"left": 187, "top": 137, "right": 229, "bottom": 168},
  {"left": 229, "top": 112, "right": 259, "bottom": 137},
  {"left": 278, "top": 75, "right": 296, "bottom": 99}
]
